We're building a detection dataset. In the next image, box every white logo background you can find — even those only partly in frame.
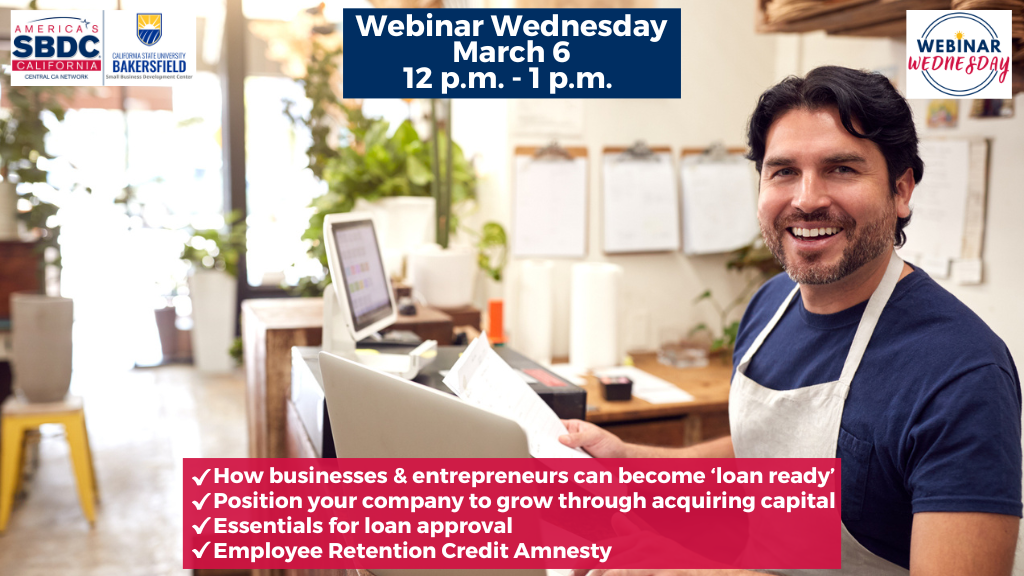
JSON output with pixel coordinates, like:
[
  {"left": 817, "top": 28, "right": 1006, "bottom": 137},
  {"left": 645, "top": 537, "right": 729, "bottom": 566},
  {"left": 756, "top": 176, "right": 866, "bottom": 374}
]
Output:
[
  {"left": 8, "top": 10, "right": 195, "bottom": 87},
  {"left": 104, "top": 10, "right": 196, "bottom": 86},
  {"left": 10, "top": 10, "right": 104, "bottom": 86},
  {"left": 906, "top": 10, "right": 1012, "bottom": 99}
]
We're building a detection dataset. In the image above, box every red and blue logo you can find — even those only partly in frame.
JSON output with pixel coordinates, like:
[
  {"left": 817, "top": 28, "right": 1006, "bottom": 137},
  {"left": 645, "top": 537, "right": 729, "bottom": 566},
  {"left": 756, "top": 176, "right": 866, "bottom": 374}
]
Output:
[{"left": 11, "top": 15, "right": 101, "bottom": 72}]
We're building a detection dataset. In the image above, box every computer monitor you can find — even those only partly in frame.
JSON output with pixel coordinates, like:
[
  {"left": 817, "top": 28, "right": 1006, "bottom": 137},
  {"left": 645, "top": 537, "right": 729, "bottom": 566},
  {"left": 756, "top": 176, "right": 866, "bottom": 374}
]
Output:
[{"left": 322, "top": 213, "right": 398, "bottom": 348}]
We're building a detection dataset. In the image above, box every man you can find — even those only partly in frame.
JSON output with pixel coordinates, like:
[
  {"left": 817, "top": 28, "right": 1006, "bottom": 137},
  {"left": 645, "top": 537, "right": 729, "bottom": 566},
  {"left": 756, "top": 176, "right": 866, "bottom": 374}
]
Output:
[{"left": 561, "top": 66, "right": 1022, "bottom": 575}]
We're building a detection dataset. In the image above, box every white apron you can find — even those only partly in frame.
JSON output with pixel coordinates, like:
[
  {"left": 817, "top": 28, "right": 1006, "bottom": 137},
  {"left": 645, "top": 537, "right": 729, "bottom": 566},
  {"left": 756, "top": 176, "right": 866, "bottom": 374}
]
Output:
[{"left": 729, "top": 251, "right": 909, "bottom": 575}]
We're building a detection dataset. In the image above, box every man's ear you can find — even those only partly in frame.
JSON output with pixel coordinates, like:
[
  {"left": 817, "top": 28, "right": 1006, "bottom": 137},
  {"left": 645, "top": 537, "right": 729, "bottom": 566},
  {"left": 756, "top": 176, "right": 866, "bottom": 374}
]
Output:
[{"left": 894, "top": 167, "right": 915, "bottom": 218}]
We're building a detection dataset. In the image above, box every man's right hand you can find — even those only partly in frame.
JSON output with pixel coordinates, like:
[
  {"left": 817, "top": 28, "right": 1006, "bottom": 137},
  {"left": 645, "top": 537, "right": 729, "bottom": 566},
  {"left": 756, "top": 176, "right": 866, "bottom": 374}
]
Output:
[
  {"left": 559, "top": 419, "right": 631, "bottom": 458},
  {"left": 561, "top": 421, "right": 736, "bottom": 460}
]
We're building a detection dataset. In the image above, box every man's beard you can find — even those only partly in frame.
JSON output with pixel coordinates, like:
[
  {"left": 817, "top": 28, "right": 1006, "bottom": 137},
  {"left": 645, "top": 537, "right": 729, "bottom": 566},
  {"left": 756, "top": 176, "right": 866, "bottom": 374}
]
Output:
[{"left": 760, "top": 204, "right": 895, "bottom": 285}]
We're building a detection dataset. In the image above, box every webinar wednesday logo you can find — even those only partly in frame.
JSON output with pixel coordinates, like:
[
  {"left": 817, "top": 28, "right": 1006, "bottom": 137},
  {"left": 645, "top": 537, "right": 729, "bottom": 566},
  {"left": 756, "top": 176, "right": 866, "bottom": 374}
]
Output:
[
  {"left": 10, "top": 10, "right": 196, "bottom": 86},
  {"left": 906, "top": 10, "right": 1012, "bottom": 99}
]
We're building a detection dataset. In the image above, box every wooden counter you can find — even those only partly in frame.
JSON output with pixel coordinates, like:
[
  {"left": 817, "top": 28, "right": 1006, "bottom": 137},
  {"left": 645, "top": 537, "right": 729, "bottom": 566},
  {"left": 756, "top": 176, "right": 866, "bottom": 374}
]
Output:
[{"left": 578, "top": 353, "right": 732, "bottom": 447}]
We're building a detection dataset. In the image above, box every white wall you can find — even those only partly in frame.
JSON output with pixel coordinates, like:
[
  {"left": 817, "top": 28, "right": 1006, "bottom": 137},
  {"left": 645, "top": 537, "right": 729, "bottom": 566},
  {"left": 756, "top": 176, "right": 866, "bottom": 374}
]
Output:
[
  {"left": 455, "top": 1, "right": 1024, "bottom": 366},
  {"left": 907, "top": 97, "right": 1024, "bottom": 364},
  {"left": 490, "top": 0, "right": 778, "bottom": 360}
]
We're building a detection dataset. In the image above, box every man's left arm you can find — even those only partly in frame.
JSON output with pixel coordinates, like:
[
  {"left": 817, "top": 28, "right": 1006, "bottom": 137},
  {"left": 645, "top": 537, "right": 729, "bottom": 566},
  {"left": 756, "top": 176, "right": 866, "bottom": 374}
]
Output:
[{"left": 910, "top": 512, "right": 1019, "bottom": 576}]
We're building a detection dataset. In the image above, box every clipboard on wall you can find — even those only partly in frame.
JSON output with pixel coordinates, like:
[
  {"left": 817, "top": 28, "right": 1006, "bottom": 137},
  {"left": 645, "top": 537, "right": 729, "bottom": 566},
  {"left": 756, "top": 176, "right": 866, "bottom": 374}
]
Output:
[
  {"left": 601, "top": 142, "right": 679, "bottom": 255},
  {"left": 512, "top": 143, "right": 589, "bottom": 258},
  {"left": 896, "top": 138, "right": 989, "bottom": 283},
  {"left": 679, "top": 145, "right": 760, "bottom": 255}
]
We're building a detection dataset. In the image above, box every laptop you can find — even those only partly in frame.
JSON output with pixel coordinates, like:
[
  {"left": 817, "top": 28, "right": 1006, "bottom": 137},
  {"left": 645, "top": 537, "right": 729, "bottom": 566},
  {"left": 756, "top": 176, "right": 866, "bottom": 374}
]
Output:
[
  {"left": 318, "top": 350, "right": 556, "bottom": 576},
  {"left": 320, "top": 350, "right": 531, "bottom": 459}
]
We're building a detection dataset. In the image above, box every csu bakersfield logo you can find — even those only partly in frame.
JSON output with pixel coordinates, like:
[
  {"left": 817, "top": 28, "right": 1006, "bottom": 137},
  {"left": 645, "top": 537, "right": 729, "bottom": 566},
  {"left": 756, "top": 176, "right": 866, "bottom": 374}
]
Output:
[
  {"left": 137, "top": 13, "right": 161, "bottom": 46},
  {"left": 906, "top": 10, "right": 1012, "bottom": 98}
]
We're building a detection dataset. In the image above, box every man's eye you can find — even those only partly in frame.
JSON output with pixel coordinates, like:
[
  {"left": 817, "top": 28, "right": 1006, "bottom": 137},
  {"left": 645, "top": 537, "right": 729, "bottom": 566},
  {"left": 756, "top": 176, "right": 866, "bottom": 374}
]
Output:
[
  {"left": 834, "top": 166, "right": 856, "bottom": 174},
  {"left": 772, "top": 168, "right": 795, "bottom": 177}
]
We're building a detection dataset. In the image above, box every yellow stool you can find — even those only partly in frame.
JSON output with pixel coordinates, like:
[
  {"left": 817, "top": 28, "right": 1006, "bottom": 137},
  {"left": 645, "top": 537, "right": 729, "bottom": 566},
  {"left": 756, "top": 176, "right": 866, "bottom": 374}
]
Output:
[{"left": 0, "top": 395, "right": 98, "bottom": 532}]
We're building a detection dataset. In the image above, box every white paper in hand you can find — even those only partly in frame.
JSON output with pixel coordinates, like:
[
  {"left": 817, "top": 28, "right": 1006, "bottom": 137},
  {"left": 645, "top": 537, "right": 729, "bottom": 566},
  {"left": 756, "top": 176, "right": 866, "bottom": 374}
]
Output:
[{"left": 444, "top": 334, "right": 590, "bottom": 459}]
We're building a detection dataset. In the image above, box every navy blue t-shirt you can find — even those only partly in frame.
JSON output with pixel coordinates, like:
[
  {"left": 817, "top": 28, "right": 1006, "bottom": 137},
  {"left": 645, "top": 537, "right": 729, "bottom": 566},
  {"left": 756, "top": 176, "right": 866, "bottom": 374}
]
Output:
[{"left": 733, "top": 266, "right": 1022, "bottom": 569}]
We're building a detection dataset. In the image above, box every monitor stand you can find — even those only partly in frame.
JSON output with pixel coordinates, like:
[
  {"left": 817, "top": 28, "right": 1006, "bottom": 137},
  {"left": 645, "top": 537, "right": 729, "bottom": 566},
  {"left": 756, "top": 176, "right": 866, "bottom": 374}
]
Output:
[
  {"left": 321, "top": 283, "right": 358, "bottom": 361},
  {"left": 358, "top": 330, "right": 423, "bottom": 347},
  {"left": 321, "top": 283, "right": 437, "bottom": 379}
]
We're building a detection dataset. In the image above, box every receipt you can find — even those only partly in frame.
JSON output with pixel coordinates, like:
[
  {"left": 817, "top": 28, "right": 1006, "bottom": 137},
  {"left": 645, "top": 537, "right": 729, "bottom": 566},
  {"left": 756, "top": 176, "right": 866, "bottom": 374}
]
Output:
[{"left": 445, "top": 334, "right": 590, "bottom": 459}]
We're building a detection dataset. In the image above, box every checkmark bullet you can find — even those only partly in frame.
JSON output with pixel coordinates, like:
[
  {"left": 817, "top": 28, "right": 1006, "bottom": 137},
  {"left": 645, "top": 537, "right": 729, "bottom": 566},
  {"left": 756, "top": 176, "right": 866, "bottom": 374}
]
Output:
[
  {"left": 193, "top": 517, "right": 211, "bottom": 534},
  {"left": 192, "top": 493, "right": 211, "bottom": 510},
  {"left": 193, "top": 541, "right": 211, "bottom": 558},
  {"left": 193, "top": 469, "right": 211, "bottom": 486}
]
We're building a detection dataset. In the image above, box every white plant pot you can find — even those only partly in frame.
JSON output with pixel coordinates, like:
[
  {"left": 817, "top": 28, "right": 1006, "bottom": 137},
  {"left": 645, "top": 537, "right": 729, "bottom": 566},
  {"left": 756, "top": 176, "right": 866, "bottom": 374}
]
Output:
[
  {"left": 354, "top": 196, "right": 435, "bottom": 252},
  {"left": 353, "top": 197, "right": 435, "bottom": 278},
  {"left": 11, "top": 293, "right": 73, "bottom": 403},
  {"left": 188, "top": 269, "right": 237, "bottom": 373},
  {"left": 408, "top": 244, "right": 477, "bottom": 309},
  {"left": 0, "top": 181, "right": 19, "bottom": 241}
]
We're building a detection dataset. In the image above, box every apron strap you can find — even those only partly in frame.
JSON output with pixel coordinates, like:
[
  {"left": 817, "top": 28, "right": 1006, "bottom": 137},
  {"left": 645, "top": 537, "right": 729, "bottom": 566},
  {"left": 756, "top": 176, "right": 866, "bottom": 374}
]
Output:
[
  {"left": 737, "top": 284, "right": 801, "bottom": 371},
  {"left": 837, "top": 251, "right": 905, "bottom": 388}
]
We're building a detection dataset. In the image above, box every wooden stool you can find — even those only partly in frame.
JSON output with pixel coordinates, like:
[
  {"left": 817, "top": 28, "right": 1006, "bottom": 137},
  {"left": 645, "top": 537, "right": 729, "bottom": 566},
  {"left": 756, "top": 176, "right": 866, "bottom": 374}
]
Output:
[{"left": 0, "top": 395, "right": 98, "bottom": 531}]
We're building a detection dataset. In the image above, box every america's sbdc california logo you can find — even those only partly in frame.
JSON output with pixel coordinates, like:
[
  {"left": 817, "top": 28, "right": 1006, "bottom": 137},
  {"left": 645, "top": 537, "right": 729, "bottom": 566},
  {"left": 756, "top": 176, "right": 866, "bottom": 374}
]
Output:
[
  {"left": 906, "top": 10, "right": 1012, "bottom": 99},
  {"left": 10, "top": 10, "right": 104, "bottom": 86},
  {"left": 8, "top": 10, "right": 195, "bottom": 86},
  {"left": 137, "top": 13, "right": 161, "bottom": 46}
]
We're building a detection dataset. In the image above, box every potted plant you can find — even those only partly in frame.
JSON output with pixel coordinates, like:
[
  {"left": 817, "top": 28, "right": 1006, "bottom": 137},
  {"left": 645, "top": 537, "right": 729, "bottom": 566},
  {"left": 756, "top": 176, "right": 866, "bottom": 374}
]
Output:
[
  {"left": 152, "top": 271, "right": 192, "bottom": 364},
  {"left": 179, "top": 212, "right": 245, "bottom": 372},
  {"left": 286, "top": 35, "right": 505, "bottom": 302},
  {"left": 286, "top": 38, "right": 443, "bottom": 294},
  {"left": 407, "top": 98, "right": 482, "bottom": 309},
  {"left": 0, "top": 73, "right": 75, "bottom": 402}
]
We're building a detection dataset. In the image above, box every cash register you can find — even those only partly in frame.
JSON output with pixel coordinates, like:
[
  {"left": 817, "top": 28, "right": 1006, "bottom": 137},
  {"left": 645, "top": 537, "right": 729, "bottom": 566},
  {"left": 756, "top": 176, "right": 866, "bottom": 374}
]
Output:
[
  {"left": 291, "top": 212, "right": 585, "bottom": 457},
  {"left": 319, "top": 212, "right": 437, "bottom": 378}
]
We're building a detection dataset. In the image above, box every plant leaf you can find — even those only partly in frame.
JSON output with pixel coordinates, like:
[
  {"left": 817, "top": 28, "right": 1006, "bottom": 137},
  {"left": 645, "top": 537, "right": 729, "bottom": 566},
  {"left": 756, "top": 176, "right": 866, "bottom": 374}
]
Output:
[{"left": 406, "top": 154, "right": 432, "bottom": 187}]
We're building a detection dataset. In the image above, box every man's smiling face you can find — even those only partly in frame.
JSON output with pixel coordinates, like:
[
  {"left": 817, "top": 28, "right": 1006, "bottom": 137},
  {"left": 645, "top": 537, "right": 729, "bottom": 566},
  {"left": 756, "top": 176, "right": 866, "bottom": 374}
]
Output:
[{"left": 757, "top": 106, "right": 911, "bottom": 285}]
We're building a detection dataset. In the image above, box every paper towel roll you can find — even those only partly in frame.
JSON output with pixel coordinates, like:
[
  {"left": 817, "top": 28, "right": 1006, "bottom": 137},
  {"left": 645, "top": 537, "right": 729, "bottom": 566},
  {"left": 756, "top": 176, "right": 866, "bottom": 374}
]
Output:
[
  {"left": 570, "top": 262, "right": 622, "bottom": 370},
  {"left": 517, "top": 260, "right": 554, "bottom": 364}
]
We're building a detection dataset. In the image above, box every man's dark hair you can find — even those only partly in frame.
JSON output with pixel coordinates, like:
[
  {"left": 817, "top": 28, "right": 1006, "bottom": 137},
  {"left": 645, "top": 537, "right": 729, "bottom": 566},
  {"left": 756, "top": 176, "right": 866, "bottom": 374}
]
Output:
[{"left": 746, "top": 66, "right": 922, "bottom": 248}]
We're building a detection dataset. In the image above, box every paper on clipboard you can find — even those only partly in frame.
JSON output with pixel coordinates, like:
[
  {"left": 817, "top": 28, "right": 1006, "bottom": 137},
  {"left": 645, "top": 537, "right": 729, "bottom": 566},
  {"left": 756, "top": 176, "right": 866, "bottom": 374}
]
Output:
[
  {"left": 680, "top": 155, "right": 759, "bottom": 255},
  {"left": 898, "top": 140, "right": 971, "bottom": 278},
  {"left": 511, "top": 99, "right": 584, "bottom": 138},
  {"left": 603, "top": 152, "right": 680, "bottom": 253},
  {"left": 444, "top": 334, "right": 590, "bottom": 459},
  {"left": 951, "top": 258, "right": 983, "bottom": 285},
  {"left": 512, "top": 155, "right": 588, "bottom": 258}
]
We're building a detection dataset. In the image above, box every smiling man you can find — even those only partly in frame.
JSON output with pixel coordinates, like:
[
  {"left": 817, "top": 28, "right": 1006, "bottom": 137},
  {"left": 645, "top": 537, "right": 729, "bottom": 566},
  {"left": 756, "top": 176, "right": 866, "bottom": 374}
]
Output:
[{"left": 562, "top": 66, "right": 1021, "bottom": 575}]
